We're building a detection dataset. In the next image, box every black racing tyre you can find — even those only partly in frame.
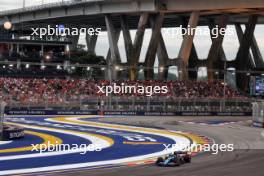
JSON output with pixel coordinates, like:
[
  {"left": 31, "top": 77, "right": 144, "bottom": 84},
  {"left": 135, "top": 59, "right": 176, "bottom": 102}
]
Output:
[
  {"left": 156, "top": 157, "right": 164, "bottom": 164},
  {"left": 185, "top": 156, "right": 191, "bottom": 163},
  {"left": 179, "top": 157, "right": 185, "bottom": 164},
  {"left": 171, "top": 157, "right": 181, "bottom": 166}
]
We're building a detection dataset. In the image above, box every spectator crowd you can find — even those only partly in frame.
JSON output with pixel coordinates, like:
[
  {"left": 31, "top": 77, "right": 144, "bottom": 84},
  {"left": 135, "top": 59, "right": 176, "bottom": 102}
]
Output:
[{"left": 0, "top": 77, "right": 247, "bottom": 106}]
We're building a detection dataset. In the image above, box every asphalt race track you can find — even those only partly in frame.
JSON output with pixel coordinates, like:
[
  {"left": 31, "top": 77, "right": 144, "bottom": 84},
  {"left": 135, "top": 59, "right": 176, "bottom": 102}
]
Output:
[
  {"left": 0, "top": 115, "right": 211, "bottom": 175},
  {"left": 1, "top": 116, "right": 264, "bottom": 176}
]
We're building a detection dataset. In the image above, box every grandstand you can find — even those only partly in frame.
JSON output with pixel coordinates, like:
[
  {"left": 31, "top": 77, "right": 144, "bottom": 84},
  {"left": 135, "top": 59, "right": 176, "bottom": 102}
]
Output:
[
  {"left": 0, "top": 77, "right": 251, "bottom": 113},
  {"left": 0, "top": 0, "right": 263, "bottom": 116},
  {"left": 1, "top": 1, "right": 264, "bottom": 176},
  {"left": 0, "top": 28, "right": 258, "bottom": 115}
]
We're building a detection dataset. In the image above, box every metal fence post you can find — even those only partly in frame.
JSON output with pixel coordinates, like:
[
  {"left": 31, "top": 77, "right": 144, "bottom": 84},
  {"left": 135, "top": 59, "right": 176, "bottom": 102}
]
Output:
[{"left": 0, "top": 101, "right": 7, "bottom": 141}]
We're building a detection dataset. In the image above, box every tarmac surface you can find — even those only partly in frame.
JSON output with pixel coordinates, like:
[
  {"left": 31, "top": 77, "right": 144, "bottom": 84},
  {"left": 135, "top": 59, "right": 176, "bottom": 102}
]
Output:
[{"left": 51, "top": 116, "right": 264, "bottom": 176}]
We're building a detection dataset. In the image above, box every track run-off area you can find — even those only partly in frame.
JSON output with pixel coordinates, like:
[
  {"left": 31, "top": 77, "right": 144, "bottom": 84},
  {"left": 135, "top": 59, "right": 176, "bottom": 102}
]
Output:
[{"left": 0, "top": 115, "right": 212, "bottom": 175}]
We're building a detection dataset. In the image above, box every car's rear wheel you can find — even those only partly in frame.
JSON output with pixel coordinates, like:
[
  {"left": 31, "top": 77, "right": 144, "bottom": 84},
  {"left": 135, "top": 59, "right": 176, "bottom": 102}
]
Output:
[
  {"left": 184, "top": 156, "right": 192, "bottom": 163},
  {"left": 185, "top": 157, "right": 191, "bottom": 163},
  {"left": 156, "top": 157, "right": 164, "bottom": 164}
]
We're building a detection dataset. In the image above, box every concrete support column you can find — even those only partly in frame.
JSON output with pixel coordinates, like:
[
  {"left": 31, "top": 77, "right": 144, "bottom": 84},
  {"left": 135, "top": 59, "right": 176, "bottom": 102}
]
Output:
[
  {"left": 251, "top": 35, "right": 264, "bottom": 68},
  {"left": 10, "top": 43, "right": 13, "bottom": 52},
  {"left": 181, "top": 17, "right": 200, "bottom": 80},
  {"left": 144, "top": 13, "right": 165, "bottom": 80},
  {"left": 64, "top": 44, "right": 69, "bottom": 56},
  {"left": 120, "top": 15, "right": 133, "bottom": 64},
  {"left": 207, "top": 15, "right": 228, "bottom": 81},
  {"left": 148, "top": 17, "right": 169, "bottom": 80},
  {"left": 157, "top": 33, "right": 169, "bottom": 80},
  {"left": 235, "top": 15, "right": 258, "bottom": 92},
  {"left": 178, "top": 11, "right": 200, "bottom": 80},
  {"left": 129, "top": 13, "right": 149, "bottom": 80},
  {"left": 40, "top": 44, "right": 44, "bottom": 57},
  {"left": 105, "top": 14, "right": 121, "bottom": 80},
  {"left": 188, "top": 45, "right": 199, "bottom": 80},
  {"left": 86, "top": 34, "right": 98, "bottom": 54},
  {"left": 106, "top": 30, "right": 121, "bottom": 62},
  {"left": 235, "top": 24, "right": 255, "bottom": 67},
  {"left": 16, "top": 59, "right": 21, "bottom": 69}
]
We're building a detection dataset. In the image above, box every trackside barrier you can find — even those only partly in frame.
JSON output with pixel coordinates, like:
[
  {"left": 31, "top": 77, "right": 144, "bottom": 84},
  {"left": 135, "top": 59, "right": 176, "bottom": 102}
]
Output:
[
  {"left": 2, "top": 125, "right": 25, "bottom": 140},
  {"left": 5, "top": 109, "right": 252, "bottom": 116},
  {"left": 252, "top": 102, "right": 264, "bottom": 128},
  {"left": 0, "top": 101, "right": 7, "bottom": 140}
]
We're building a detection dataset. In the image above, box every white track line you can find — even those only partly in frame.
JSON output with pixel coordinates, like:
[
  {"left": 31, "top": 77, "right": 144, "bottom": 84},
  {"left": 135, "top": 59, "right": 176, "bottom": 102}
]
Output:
[
  {"left": 0, "top": 124, "right": 111, "bottom": 161},
  {"left": 0, "top": 117, "right": 193, "bottom": 175}
]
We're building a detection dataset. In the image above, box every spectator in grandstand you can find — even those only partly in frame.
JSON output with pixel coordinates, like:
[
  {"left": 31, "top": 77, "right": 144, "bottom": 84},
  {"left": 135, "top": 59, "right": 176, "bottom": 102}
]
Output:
[{"left": 0, "top": 77, "right": 247, "bottom": 110}]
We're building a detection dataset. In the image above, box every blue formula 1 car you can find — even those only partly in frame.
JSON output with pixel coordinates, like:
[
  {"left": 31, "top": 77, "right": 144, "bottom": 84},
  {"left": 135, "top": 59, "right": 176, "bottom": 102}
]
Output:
[{"left": 156, "top": 151, "right": 192, "bottom": 167}]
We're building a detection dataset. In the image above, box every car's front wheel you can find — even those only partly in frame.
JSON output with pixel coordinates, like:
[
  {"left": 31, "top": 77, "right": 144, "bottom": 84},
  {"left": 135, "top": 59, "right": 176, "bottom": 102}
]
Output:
[{"left": 171, "top": 158, "right": 181, "bottom": 166}]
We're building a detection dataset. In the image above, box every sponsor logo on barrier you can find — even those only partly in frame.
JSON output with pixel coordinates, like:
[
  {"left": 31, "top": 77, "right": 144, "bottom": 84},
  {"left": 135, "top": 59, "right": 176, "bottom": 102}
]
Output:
[
  {"left": 5, "top": 109, "right": 252, "bottom": 116},
  {"left": 2, "top": 125, "right": 25, "bottom": 140},
  {"left": 9, "top": 131, "right": 25, "bottom": 139},
  {"left": 253, "top": 121, "right": 264, "bottom": 128}
]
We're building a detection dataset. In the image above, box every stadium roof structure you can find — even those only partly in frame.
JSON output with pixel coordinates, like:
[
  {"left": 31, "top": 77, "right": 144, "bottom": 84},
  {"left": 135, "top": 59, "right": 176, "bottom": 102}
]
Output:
[
  {"left": 0, "top": 0, "right": 264, "bottom": 26},
  {"left": 0, "top": 0, "right": 263, "bottom": 91}
]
